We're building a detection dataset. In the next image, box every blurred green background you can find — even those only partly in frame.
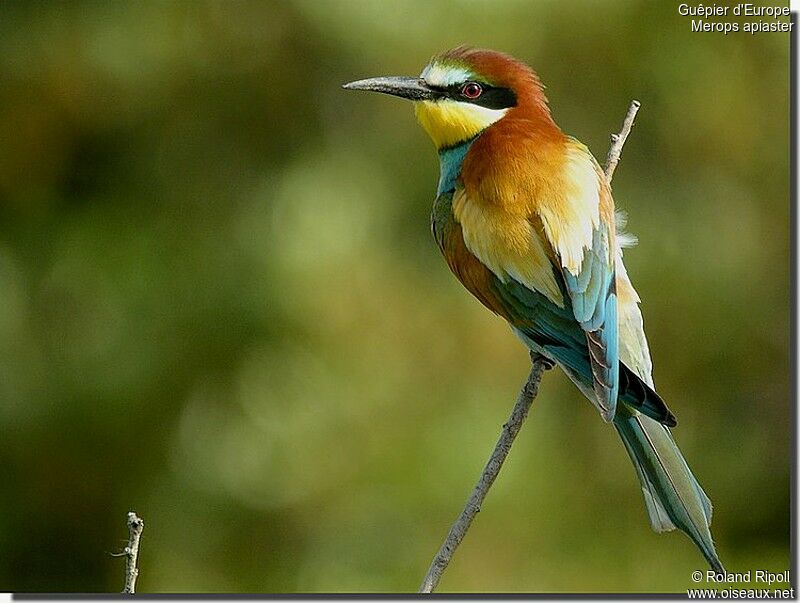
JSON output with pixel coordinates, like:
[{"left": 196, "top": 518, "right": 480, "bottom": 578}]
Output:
[{"left": 0, "top": 0, "right": 790, "bottom": 594}]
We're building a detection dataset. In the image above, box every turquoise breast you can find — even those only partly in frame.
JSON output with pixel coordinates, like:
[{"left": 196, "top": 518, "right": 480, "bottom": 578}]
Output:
[{"left": 436, "top": 140, "right": 474, "bottom": 195}]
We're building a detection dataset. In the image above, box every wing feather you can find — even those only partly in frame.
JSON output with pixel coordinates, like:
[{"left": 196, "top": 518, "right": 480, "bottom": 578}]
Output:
[{"left": 543, "top": 144, "right": 620, "bottom": 421}]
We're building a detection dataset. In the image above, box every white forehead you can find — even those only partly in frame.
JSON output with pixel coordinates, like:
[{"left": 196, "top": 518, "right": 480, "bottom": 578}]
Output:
[{"left": 420, "top": 62, "right": 474, "bottom": 87}]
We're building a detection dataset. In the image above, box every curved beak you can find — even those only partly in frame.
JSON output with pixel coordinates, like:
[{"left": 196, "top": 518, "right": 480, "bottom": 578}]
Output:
[{"left": 342, "top": 76, "right": 435, "bottom": 101}]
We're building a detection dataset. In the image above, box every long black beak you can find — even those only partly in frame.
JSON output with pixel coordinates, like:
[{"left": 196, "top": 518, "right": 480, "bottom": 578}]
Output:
[{"left": 342, "top": 76, "right": 435, "bottom": 101}]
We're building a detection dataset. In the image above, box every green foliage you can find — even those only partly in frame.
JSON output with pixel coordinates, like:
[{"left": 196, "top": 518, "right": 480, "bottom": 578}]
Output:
[{"left": 0, "top": 0, "right": 789, "bottom": 593}]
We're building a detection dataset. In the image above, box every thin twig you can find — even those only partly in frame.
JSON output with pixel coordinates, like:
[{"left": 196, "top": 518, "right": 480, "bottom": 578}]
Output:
[
  {"left": 417, "top": 101, "right": 642, "bottom": 593},
  {"left": 122, "top": 511, "right": 144, "bottom": 594},
  {"left": 604, "top": 100, "right": 640, "bottom": 183},
  {"left": 418, "top": 354, "right": 551, "bottom": 593}
]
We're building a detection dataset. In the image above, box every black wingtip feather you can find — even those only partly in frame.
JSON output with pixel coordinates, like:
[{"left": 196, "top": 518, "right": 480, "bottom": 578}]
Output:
[{"left": 619, "top": 362, "right": 678, "bottom": 427}]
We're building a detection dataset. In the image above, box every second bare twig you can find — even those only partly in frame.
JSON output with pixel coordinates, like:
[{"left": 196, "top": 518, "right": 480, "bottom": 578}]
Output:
[{"left": 122, "top": 511, "right": 144, "bottom": 594}]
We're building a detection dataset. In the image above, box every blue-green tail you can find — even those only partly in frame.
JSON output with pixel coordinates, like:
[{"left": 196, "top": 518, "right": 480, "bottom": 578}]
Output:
[{"left": 614, "top": 406, "right": 724, "bottom": 573}]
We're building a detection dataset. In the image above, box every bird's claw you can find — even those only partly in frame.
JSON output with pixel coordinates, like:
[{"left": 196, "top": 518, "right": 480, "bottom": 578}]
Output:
[{"left": 530, "top": 352, "right": 555, "bottom": 370}]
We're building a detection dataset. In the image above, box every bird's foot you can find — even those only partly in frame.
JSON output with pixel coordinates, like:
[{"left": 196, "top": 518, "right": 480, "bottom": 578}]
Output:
[{"left": 530, "top": 352, "right": 555, "bottom": 370}]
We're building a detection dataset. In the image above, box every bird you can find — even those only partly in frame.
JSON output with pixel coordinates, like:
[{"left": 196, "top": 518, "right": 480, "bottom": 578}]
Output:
[{"left": 343, "top": 46, "right": 723, "bottom": 574}]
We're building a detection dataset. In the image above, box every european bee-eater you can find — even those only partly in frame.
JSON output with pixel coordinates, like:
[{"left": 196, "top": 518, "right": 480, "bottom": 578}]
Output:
[{"left": 344, "top": 46, "right": 723, "bottom": 573}]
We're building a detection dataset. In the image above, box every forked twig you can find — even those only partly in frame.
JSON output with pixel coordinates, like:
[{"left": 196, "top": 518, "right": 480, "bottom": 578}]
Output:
[{"left": 604, "top": 100, "right": 641, "bottom": 183}]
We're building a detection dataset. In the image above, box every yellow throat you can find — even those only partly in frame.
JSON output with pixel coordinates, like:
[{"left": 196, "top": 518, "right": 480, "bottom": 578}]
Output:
[{"left": 414, "top": 100, "right": 508, "bottom": 149}]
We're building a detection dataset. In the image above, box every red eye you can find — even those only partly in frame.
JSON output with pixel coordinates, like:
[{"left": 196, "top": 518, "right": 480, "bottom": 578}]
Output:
[{"left": 461, "top": 82, "right": 482, "bottom": 99}]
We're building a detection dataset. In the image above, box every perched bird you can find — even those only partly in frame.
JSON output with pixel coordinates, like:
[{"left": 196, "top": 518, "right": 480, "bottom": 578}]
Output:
[{"left": 343, "top": 46, "right": 723, "bottom": 573}]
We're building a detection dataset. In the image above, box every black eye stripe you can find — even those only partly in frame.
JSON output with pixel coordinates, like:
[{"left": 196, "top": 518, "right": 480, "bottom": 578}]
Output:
[
  {"left": 469, "top": 86, "right": 517, "bottom": 110},
  {"left": 427, "top": 82, "right": 517, "bottom": 110}
]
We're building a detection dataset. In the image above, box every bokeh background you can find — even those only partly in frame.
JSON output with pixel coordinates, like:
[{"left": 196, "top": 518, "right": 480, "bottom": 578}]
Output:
[{"left": 0, "top": 0, "right": 790, "bottom": 594}]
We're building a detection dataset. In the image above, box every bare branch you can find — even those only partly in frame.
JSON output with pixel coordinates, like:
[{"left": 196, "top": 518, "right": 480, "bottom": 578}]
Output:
[
  {"left": 418, "top": 354, "right": 552, "bottom": 593},
  {"left": 604, "top": 100, "right": 640, "bottom": 183},
  {"left": 122, "top": 511, "right": 144, "bottom": 594},
  {"left": 417, "top": 101, "right": 643, "bottom": 593}
]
